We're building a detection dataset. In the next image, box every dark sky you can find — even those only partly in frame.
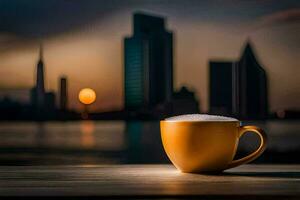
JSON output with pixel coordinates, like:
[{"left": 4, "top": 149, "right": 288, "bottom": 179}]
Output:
[{"left": 1, "top": 0, "right": 298, "bottom": 37}]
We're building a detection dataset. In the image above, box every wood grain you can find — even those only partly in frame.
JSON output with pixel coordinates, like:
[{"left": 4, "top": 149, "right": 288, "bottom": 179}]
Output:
[{"left": 0, "top": 164, "right": 299, "bottom": 198}]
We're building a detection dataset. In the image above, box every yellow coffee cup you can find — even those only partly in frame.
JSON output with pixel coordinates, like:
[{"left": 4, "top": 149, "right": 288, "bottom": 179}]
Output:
[{"left": 160, "top": 115, "right": 267, "bottom": 173}]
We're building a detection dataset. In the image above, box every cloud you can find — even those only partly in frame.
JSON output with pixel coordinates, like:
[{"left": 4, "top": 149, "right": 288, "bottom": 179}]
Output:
[
  {"left": 255, "top": 8, "right": 300, "bottom": 28},
  {"left": 0, "top": 33, "right": 36, "bottom": 53}
]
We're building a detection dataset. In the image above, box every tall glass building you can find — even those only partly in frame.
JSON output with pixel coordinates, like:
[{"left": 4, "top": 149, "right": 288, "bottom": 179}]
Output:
[{"left": 124, "top": 13, "right": 173, "bottom": 110}]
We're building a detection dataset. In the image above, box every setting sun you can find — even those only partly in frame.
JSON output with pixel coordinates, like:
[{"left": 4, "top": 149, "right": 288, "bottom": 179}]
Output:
[{"left": 78, "top": 88, "right": 96, "bottom": 105}]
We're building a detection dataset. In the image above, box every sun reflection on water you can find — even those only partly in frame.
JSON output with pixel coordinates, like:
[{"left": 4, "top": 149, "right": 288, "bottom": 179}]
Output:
[{"left": 80, "top": 120, "right": 95, "bottom": 149}]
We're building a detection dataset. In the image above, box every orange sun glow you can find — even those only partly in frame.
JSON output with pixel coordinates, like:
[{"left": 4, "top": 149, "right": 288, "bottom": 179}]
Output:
[{"left": 78, "top": 88, "right": 96, "bottom": 105}]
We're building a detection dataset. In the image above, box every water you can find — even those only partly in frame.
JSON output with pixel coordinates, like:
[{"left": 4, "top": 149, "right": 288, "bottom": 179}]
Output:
[{"left": 0, "top": 120, "right": 299, "bottom": 165}]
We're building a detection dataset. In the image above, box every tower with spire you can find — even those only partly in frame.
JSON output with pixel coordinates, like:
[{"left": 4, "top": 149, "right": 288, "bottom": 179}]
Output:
[
  {"left": 36, "top": 44, "right": 45, "bottom": 108},
  {"left": 31, "top": 44, "right": 46, "bottom": 110}
]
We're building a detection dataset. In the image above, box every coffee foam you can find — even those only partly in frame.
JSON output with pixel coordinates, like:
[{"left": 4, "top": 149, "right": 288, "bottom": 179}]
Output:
[{"left": 165, "top": 114, "right": 238, "bottom": 122}]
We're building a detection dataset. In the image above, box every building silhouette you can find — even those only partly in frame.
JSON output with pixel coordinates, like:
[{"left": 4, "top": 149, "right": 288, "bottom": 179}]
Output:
[
  {"left": 171, "top": 86, "right": 200, "bottom": 115},
  {"left": 235, "top": 41, "right": 268, "bottom": 119},
  {"left": 45, "top": 91, "right": 56, "bottom": 112},
  {"left": 31, "top": 44, "right": 45, "bottom": 109},
  {"left": 29, "top": 44, "right": 57, "bottom": 119},
  {"left": 209, "top": 61, "right": 235, "bottom": 116},
  {"left": 59, "top": 76, "right": 68, "bottom": 111},
  {"left": 209, "top": 41, "right": 268, "bottom": 119},
  {"left": 124, "top": 12, "right": 173, "bottom": 110}
]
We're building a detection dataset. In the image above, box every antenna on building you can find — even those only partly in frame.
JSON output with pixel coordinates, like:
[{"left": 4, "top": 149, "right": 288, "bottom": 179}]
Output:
[{"left": 39, "top": 43, "right": 43, "bottom": 62}]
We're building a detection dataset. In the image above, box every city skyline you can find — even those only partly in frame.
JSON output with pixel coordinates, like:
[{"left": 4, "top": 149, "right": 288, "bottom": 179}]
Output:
[{"left": 0, "top": 0, "right": 299, "bottom": 112}]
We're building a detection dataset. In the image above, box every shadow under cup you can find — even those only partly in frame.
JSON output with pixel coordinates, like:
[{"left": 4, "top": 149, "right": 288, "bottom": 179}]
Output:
[{"left": 160, "top": 120, "right": 267, "bottom": 173}]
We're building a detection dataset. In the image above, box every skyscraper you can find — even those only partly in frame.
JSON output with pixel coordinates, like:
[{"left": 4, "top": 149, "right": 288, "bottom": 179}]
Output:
[
  {"left": 124, "top": 12, "right": 173, "bottom": 110},
  {"left": 59, "top": 76, "right": 68, "bottom": 111},
  {"left": 209, "top": 41, "right": 268, "bottom": 119},
  {"left": 235, "top": 42, "right": 268, "bottom": 119},
  {"left": 31, "top": 44, "right": 45, "bottom": 109},
  {"left": 209, "top": 61, "right": 235, "bottom": 116}
]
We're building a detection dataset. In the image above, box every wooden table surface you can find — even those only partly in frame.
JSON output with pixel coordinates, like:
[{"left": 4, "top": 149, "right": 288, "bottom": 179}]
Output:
[{"left": 0, "top": 164, "right": 299, "bottom": 199}]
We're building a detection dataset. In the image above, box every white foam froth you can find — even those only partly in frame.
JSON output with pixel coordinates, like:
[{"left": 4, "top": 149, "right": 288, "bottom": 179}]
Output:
[{"left": 165, "top": 114, "right": 238, "bottom": 122}]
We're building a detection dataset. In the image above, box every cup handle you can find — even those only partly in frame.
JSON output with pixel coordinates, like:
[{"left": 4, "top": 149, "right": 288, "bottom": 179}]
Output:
[{"left": 226, "top": 125, "right": 267, "bottom": 169}]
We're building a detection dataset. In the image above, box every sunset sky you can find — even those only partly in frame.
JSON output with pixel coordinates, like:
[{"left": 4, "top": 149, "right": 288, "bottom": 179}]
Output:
[{"left": 0, "top": 0, "right": 299, "bottom": 112}]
